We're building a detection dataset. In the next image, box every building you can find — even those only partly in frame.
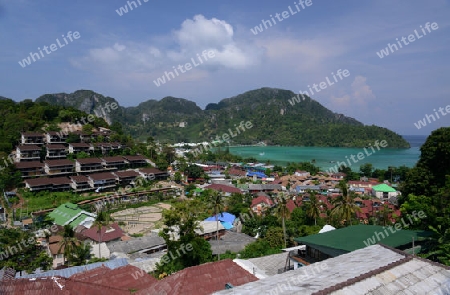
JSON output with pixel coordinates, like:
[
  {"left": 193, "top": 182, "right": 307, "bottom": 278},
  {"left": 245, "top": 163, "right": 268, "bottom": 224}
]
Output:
[
  {"left": 16, "top": 145, "right": 41, "bottom": 162},
  {"left": 122, "top": 155, "right": 150, "bottom": 168},
  {"left": 24, "top": 177, "right": 72, "bottom": 192},
  {"left": 251, "top": 195, "right": 275, "bottom": 215},
  {"left": 213, "top": 244, "right": 450, "bottom": 295},
  {"left": 102, "top": 156, "right": 127, "bottom": 171},
  {"left": 21, "top": 132, "right": 45, "bottom": 145},
  {"left": 47, "top": 235, "right": 66, "bottom": 268},
  {"left": 293, "top": 224, "right": 431, "bottom": 263},
  {"left": 44, "top": 159, "right": 74, "bottom": 176},
  {"left": 48, "top": 203, "right": 96, "bottom": 229},
  {"left": 45, "top": 131, "right": 68, "bottom": 144},
  {"left": 371, "top": 183, "right": 398, "bottom": 200},
  {"left": 139, "top": 259, "right": 258, "bottom": 295},
  {"left": 114, "top": 170, "right": 140, "bottom": 185},
  {"left": 45, "top": 144, "right": 67, "bottom": 159},
  {"left": 15, "top": 161, "right": 44, "bottom": 178},
  {"left": 138, "top": 167, "right": 168, "bottom": 180},
  {"left": 68, "top": 142, "right": 92, "bottom": 154},
  {"left": 70, "top": 175, "right": 92, "bottom": 192},
  {"left": 75, "top": 158, "right": 103, "bottom": 173},
  {"left": 88, "top": 172, "right": 116, "bottom": 191}
]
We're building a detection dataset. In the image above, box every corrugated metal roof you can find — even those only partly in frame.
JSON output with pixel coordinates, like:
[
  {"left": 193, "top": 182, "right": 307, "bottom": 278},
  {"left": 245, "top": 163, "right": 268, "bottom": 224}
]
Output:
[{"left": 16, "top": 258, "right": 128, "bottom": 279}]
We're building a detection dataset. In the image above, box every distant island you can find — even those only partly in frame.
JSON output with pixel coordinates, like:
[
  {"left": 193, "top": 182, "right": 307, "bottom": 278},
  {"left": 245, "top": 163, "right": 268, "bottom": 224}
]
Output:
[{"left": 28, "top": 87, "right": 409, "bottom": 148}]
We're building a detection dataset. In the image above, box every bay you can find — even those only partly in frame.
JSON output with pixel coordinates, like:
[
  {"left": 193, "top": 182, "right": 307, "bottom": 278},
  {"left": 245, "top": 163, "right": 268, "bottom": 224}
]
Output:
[{"left": 228, "top": 135, "right": 426, "bottom": 170}]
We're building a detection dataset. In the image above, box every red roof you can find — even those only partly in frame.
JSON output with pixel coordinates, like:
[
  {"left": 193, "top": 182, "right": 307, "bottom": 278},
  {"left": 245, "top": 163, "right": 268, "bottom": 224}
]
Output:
[
  {"left": 251, "top": 195, "right": 274, "bottom": 207},
  {"left": 82, "top": 223, "right": 124, "bottom": 243},
  {"left": 205, "top": 184, "right": 241, "bottom": 194},
  {"left": 136, "top": 259, "right": 258, "bottom": 295}
]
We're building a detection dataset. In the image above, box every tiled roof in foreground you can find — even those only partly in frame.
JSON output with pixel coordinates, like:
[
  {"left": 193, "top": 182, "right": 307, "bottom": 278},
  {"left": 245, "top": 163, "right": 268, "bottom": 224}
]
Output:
[{"left": 214, "top": 244, "right": 450, "bottom": 295}]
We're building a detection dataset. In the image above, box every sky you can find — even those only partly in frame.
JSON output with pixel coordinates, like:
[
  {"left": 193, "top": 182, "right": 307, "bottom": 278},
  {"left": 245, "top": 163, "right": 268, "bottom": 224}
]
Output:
[{"left": 1, "top": 0, "right": 449, "bottom": 136}]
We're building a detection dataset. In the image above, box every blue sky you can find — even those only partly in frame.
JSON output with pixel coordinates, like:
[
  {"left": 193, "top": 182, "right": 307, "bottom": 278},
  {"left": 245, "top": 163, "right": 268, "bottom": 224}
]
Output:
[{"left": 1, "top": 0, "right": 449, "bottom": 136}]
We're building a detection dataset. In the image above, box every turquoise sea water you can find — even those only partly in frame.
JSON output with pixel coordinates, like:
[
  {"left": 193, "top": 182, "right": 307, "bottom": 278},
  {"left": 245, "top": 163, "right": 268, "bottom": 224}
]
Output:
[{"left": 228, "top": 135, "right": 426, "bottom": 170}]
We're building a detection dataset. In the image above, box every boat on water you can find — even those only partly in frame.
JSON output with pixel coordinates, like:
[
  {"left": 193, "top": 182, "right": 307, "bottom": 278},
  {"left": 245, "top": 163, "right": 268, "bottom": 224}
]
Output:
[{"left": 259, "top": 152, "right": 265, "bottom": 156}]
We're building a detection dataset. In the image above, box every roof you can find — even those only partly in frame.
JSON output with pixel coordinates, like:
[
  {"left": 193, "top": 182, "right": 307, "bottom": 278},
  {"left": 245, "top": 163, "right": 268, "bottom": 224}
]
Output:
[
  {"left": 235, "top": 252, "right": 290, "bottom": 277},
  {"left": 138, "top": 167, "right": 166, "bottom": 175},
  {"left": 48, "top": 203, "right": 83, "bottom": 226},
  {"left": 251, "top": 195, "right": 274, "bottom": 207},
  {"left": 107, "top": 233, "right": 165, "bottom": 254},
  {"left": 248, "top": 184, "right": 282, "bottom": 190},
  {"left": 83, "top": 223, "right": 124, "bottom": 242},
  {"left": 294, "top": 225, "right": 431, "bottom": 257},
  {"left": 17, "top": 258, "right": 129, "bottom": 279},
  {"left": 205, "top": 184, "right": 242, "bottom": 194},
  {"left": 76, "top": 158, "right": 102, "bottom": 164},
  {"left": 101, "top": 156, "right": 127, "bottom": 163},
  {"left": 213, "top": 244, "right": 450, "bottom": 295},
  {"left": 122, "top": 155, "right": 148, "bottom": 161},
  {"left": 22, "top": 132, "right": 44, "bottom": 136},
  {"left": 209, "top": 232, "right": 256, "bottom": 255},
  {"left": 15, "top": 161, "right": 44, "bottom": 169},
  {"left": 88, "top": 172, "right": 116, "bottom": 181},
  {"left": 46, "top": 144, "right": 66, "bottom": 150},
  {"left": 205, "top": 212, "right": 236, "bottom": 223},
  {"left": 372, "top": 183, "right": 397, "bottom": 192},
  {"left": 136, "top": 259, "right": 258, "bottom": 295},
  {"left": 17, "top": 144, "right": 41, "bottom": 151},
  {"left": 69, "top": 142, "right": 91, "bottom": 147},
  {"left": 45, "top": 159, "right": 74, "bottom": 167},
  {"left": 70, "top": 175, "right": 89, "bottom": 183},
  {"left": 25, "top": 177, "right": 71, "bottom": 187},
  {"left": 0, "top": 267, "right": 16, "bottom": 281},
  {"left": 114, "top": 170, "right": 140, "bottom": 179}
]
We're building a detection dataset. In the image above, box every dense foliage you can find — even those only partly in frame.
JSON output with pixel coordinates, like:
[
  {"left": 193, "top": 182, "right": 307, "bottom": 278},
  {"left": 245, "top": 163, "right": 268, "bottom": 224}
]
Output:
[{"left": 35, "top": 88, "right": 410, "bottom": 147}]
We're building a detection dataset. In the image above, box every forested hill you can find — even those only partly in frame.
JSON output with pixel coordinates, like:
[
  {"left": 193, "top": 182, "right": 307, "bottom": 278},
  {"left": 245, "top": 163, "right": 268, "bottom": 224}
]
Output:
[{"left": 32, "top": 88, "right": 409, "bottom": 147}]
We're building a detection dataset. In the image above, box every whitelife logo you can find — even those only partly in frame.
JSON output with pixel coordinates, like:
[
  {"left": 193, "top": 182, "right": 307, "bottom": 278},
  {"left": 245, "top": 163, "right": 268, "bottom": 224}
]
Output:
[
  {"left": 18, "top": 31, "right": 81, "bottom": 68},
  {"left": 376, "top": 22, "right": 439, "bottom": 59}
]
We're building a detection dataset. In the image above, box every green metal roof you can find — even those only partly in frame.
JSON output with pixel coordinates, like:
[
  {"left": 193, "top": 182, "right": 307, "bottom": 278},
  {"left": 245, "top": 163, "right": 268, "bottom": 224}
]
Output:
[
  {"left": 48, "top": 203, "right": 83, "bottom": 226},
  {"left": 294, "top": 225, "right": 431, "bottom": 257},
  {"left": 372, "top": 184, "right": 397, "bottom": 192},
  {"left": 68, "top": 213, "right": 92, "bottom": 228}
]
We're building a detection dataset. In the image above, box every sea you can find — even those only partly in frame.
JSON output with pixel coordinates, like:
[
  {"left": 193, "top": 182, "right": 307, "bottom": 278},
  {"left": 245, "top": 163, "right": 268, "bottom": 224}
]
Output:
[{"left": 228, "top": 135, "right": 427, "bottom": 170}]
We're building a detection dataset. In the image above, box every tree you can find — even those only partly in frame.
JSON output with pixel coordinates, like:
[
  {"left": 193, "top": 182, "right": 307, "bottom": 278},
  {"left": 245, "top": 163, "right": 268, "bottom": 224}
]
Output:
[
  {"left": 264, "top": 227, "right": 284, "bottom": 248},
  {"left": 174, "top": 171, "right": 182, "bottom": 183},
  {"left": 402, "top": 127, "right": 450, "bottom": 197},
  {"left": 58, "top": 225, "right": 78, "bottom": 267},
  {"left": 305, "top": 191, "right": 321, "bottom": 226},
  {"left": 93, "top": 210, "right": 112, "bottom": 259},
  {"left": 274, "top": 193, "right": 291, "bottom": 248},
  {"left": 359, "top": 163, "right": 373, "bottom": 177},
  {"left": 331, "top": 182, "right": 361, "bottom": 226},
  {"left": 71, "top": 242, "right": 92, "bottom": 266},
  {"left": 185, "top": 164, "right": 204, "bottom": 180},
  {"left": 155, "top": 200, "right": 212, "bottom": 277},
  {"left": 424, "top": 224, "right": 450, "bottom": 266},
  {"left": 208, "top": 190, "right": 224, "bottom": 260}
]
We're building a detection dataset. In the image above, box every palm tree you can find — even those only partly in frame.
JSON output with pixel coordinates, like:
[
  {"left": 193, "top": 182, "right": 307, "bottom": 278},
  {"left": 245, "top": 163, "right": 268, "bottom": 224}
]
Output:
[
  {"left": 209, "top": 190, "right": 224, "bottom": 261},
  {"left": 331, "top": 182, "right": 361, "bottom": 226},
  {"left": 424, "top": 224, "right": 450, "bottom": 265},
  {"left": 58, "top": 225, "right": 78, "bottom": 267},
  {"left": 71, "top": 242, "right": 92, "bottom": 266},
  {"left": 306, "top": 191, "right": 321, "bottom": 226},
  {"left": 274, "top": 193, "right": 291, "bottom": 248},
  {"left": 93, "top": 210, "right": 112, "bottom": 259}
]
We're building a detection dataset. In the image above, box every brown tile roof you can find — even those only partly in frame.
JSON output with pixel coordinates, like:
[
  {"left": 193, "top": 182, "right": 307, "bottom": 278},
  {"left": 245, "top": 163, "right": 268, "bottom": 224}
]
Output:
[
  {"left": 205, "top": 184, "right": 242, "bottom": 194},
  {"left": 251, "top": 195, "right": 274, "bottom": 207},
  {"left": 70, "top": 175, "right": 89, "bottom": 183},
  {"left": 71, "top": 265, "right": 157, "bottom": 290},
  {"left": 101, "top": 156, "right": 126, "bottom": 163},
  {"left": 88, "top": 172, "right": 116, "bottom": 181},
  {"left": 76, "top": 158, "right": 102, "bottom": 164},
  {"left": 122, "top": 155, "right": 148, "bottom": 161},
  {"left": 69, "top": 142, "right": 91, "bottom": 148},
  {"left": 137, "top": 259, "right": 258, "bottom": 295},
  {"left": 46, "top": 144, "right": 67, "bottom": 150},
  {"left": 17, "top": 144, "right": 41, "bottom": 151},
  {"left": 139, "top": 167, "right": 166, "bottom": 175},
  {"left": 82, "top": 223, "right": 124, "bottom": 243},
  {"left": 45, "top": 159, "right": 74, "bottom": 167},
  {"left": 21, "top": 132, "right": 44, "bottom": 137},
  {"left": 25, "top": 177, "right": 71, "bottom": 187},
  {"left": 15, "top": 161, "right": 44, "bottom": 169},
  {"left": 114, "top": 170, "right": 140, "bottom": 179}
]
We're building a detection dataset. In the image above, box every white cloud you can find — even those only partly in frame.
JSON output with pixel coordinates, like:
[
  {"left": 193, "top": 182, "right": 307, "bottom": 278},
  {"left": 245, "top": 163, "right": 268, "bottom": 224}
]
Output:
[{"left": 330, "top": 75, "right": 376, "bottom": 109}]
